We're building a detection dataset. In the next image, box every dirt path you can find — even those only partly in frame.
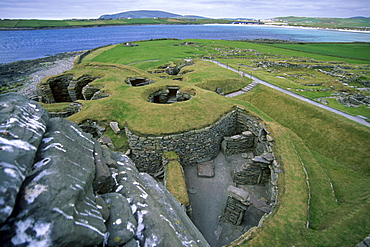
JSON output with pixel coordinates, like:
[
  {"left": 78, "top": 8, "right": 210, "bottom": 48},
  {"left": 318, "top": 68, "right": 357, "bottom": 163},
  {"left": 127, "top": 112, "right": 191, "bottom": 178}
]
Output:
[{"left": 206, "top": 60, "right": 370, "bottom": 128}]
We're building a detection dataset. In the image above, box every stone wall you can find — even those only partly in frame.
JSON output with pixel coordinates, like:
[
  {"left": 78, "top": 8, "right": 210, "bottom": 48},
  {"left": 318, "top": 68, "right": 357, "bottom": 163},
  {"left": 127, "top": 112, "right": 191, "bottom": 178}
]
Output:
[
  {"left": 126, "top": 107, "right": 271, "bottom": 175},
  {"left": 126, "top": 109, "right": 237, "bottom": 174}
]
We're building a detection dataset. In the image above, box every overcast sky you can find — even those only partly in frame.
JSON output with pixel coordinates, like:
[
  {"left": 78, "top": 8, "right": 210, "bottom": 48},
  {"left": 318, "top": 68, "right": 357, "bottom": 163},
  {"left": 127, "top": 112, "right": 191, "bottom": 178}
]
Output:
[{"left": 0, "top": 0, "right": 369, "bottom": 20}]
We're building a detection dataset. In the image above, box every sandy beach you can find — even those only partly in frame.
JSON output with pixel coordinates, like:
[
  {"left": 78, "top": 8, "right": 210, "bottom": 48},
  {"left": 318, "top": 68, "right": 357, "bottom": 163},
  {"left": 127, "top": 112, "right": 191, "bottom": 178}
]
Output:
[{"left": 206, "top": 23, "right": 370, "bottom": 34}]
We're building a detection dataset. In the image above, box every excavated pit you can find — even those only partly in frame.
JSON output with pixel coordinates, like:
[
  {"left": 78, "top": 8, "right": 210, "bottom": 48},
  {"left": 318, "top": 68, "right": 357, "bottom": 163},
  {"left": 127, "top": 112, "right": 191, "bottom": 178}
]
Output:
[
  {"left": 148, "top": 86, "right": 194, "bottom": 104},
  {"left": 125, "top": 77, "right": 153, "bottom": 87},
  {"left": 125, "top": 108, "right": 278, "bottom": 247},
  {"left": 37, "top": 74, "right": 106, "bottom": 103}
]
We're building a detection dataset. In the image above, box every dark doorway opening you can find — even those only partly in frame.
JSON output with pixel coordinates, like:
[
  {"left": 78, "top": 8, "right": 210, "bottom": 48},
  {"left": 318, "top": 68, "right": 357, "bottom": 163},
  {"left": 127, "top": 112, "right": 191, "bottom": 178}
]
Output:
[
  {"left": 153, "top": 95, "right": 161, "bottom": 103},
  {"left": 167, "top": 87, "right": 179, "bottom": 103}
]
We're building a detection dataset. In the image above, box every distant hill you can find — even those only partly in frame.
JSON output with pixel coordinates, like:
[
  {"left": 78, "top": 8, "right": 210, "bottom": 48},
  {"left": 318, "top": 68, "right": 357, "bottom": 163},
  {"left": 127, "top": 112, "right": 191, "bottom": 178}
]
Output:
[{"left": 99, "top": 10, "right": 207, "bottom": 20}]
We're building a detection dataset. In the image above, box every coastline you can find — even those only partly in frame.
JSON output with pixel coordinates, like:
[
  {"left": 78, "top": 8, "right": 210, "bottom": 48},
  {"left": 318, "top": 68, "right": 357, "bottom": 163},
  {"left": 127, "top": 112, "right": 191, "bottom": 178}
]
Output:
[
  {"left": 1, "top": 22, "right": 370, "bottom": 34},
  {"left": 0, "top": 51, "right": 85, "bottom": 98},
  {"left": 206, "top": 23, "right": 370, "bottom": 34}
]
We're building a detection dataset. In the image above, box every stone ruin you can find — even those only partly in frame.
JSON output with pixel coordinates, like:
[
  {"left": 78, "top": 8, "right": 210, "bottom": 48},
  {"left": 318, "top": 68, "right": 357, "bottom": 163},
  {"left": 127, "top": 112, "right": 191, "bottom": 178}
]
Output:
[
  {"left": 336, "top": 93, "right": 370, "bottom": 108},
  {"left": 125, "top": 77, "right": 153, "bottom": 87},
  {"left": 148, "top": 86, "right": 193, "bottom": 104},
  {"left": 125, "top": 106, "right": 279, "bottom": 241},
  {"left": 223, "top": 186, "right": 251, "bottom": 225},
  {"left": 37, "top": 74, "right": 108, "bottom": 103},
  {"left": 150, "top": 60, "right": 194, "bottom": 76},
  {"left": 221, "top": 131, "right": 255, "bottom": 155}
]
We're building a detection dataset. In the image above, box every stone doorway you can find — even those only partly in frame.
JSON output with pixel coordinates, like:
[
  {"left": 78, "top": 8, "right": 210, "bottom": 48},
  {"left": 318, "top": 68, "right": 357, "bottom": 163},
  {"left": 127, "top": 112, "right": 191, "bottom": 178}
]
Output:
[{"left": 167, "top": 86, "right": 179, "bottom": 103}]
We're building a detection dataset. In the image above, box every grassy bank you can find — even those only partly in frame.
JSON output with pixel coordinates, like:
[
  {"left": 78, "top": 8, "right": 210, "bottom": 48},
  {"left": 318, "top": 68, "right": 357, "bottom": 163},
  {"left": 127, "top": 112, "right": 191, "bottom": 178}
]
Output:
[{"left": 235, "top": 85, "right": 370, "bottom": 246}]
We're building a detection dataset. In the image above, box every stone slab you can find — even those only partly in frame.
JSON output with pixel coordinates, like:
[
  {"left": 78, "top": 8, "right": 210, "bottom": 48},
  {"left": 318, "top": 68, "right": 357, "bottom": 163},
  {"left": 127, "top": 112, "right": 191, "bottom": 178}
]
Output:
[
  {"left": 227, "top": 185, "right": 250, "bottom": 203},
  {"left": 197, "top": 161, "right": 215, "bottom": 177}
]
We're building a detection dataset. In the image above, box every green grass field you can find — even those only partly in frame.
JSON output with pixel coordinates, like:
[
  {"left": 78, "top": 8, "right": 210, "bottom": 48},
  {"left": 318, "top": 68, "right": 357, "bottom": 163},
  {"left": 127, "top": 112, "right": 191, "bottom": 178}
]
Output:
[
  {"left": 236, "top": 85, "right": 370, "bottom": 246},
  {"left": 265, "top": 43, "right": 370, "bottom": 61},
  {"left": 0, "top": 18, "right": 230, "bottom": 29},
  {"left": 39, "top": 39, "right": 370, "bottom": 246}
]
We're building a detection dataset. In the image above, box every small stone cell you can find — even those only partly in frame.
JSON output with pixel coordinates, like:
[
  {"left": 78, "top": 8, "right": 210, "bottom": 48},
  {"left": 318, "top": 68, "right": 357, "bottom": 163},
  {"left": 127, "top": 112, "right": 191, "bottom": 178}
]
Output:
[
  {"left": 148, "top": 86, "right": 194, "bottom": 104},
  {"left": 126, "top": 77, "right": 153, "bottom": 87}
]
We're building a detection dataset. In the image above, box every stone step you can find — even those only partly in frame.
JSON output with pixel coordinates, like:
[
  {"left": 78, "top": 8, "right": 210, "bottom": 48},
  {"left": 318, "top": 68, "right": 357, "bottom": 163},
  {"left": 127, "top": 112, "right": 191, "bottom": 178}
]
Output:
[{"left": 224, "top": 82, "right": 259, "bottom": 97}]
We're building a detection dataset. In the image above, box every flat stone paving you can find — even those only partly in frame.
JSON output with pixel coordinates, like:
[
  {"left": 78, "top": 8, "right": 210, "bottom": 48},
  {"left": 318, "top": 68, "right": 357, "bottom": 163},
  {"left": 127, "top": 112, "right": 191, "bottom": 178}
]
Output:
[
  {"left": 184, "top": 152, "right": 268, "bottom": 247},
  {"left": 197, "top": 161, "right": 215, "bottom": 177}
]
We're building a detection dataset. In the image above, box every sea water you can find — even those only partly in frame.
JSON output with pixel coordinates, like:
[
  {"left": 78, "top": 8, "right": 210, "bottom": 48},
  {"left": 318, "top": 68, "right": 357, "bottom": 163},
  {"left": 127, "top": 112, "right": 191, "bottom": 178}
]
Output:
[{"left": 1, "top": 24, "right": 369, "bottom": 63}]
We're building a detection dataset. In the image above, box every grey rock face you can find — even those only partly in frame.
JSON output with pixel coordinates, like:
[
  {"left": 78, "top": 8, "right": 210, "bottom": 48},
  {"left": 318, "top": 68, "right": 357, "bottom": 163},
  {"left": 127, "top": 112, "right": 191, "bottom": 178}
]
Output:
[
  {"left": 1, "top": 118, "right": 106, "bottom": 246},
  {"left": 0, "top": 93, "right": 49, "bottom": 224},
  {"left": 101, "top": 193, "right": 137, "bottom": 246},
  {"left": 93, "top": 140, "right": 115, "bottom": 194},
  {"left": 0, "top": 94, "right": 210, "bottom": 247},
  {"left": 112, "top": 154, "right": 210, "bottom": 247}
]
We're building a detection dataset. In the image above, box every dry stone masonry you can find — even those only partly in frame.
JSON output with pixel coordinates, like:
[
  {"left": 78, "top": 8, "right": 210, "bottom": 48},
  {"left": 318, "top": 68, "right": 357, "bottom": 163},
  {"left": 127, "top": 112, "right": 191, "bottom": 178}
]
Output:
[
  {"left": 148, "top": 86, "right": 193, "bottom": 104},
  {"left": 37, "top": 74, "right": 107, "bottom": 103},
  {"left": 222, "top": 186, "right": 251, "bottom": 225},
  {"left": 125, "top": 77, "right": 153, "bottom": 87},
  {"left": 126, "top": 106, "right": 271, "bottom": 174},
  {"left": 125, "top": 106, "right": 279, "bottom": 230}
]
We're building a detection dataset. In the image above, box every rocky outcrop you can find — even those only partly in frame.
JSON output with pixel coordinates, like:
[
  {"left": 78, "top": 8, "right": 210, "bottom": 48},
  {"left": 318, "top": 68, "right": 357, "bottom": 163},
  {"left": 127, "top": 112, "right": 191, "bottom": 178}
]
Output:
[
  {"left": 0, "top": 93, "right": 209, "bottom": 247},
  {"left": 0, "top": 93, "right": 49, "bottom": 224},
  {"left": 48, "top": 102, "right": 82, "bottom": 118}
]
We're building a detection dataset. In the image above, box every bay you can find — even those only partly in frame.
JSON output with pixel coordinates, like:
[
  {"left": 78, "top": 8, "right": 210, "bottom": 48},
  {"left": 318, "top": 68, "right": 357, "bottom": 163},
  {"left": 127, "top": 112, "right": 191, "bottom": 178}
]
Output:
[{"left": 1, "top": 24, "right": 370, "bottom": 64}]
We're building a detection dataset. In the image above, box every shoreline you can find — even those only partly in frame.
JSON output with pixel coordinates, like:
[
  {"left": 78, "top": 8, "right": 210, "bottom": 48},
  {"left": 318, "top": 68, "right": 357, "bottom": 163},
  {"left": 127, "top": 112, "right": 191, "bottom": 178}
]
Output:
[
  {"left": 1, "top": 22, "right": 369, "bottom": 34},
  {"left": 207, "top": 23, "right": 370, "bottom": 34},
  {"left": 0, "top": 51, "right": 85, "bottom": 98}
]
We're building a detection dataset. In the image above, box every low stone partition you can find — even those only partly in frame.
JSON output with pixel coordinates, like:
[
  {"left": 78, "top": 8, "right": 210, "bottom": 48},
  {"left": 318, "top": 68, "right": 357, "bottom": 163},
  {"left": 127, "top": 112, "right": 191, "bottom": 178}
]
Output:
[
  {"left": 222, "top": 186, "right": 251, "bottom": 225},
  {"left": 221, "top": 131, "right": 255, "bottom": 155},
  {"left": 126, "top": 106, "right": 271, "bottom": 175}
]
